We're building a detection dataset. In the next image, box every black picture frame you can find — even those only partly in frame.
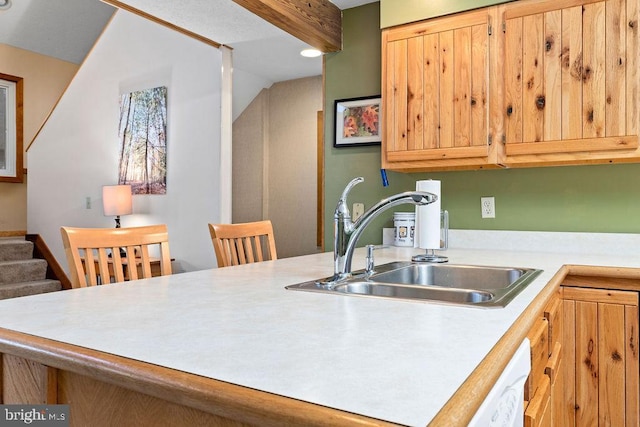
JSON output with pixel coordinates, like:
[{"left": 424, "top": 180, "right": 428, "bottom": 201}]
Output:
[{"left": 333, "top": 95, "right": 382, "bottom": 148}]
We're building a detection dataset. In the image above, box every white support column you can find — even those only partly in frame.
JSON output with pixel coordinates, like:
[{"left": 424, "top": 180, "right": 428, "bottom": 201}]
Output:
[{"left": 220, "top": 45, "right": 233, "bottom": 223}]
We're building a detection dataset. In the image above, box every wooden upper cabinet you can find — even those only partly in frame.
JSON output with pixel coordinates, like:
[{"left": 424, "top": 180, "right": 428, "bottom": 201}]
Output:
[
  {"left": 381, "top": 0, "right": 640, "bottom": 171},
  {"left": 501, "top": 0, "right": 640, "bottom": 166},
  {"left": 382, "top": 8, "right": 502, "bottom": 171}
]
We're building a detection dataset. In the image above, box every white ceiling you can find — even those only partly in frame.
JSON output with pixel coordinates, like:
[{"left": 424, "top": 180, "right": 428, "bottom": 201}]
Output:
[
  {"left": 0, "top": 0, "right": 377, "bottom": 120},
  {"left": 0, "top": 0, "right": 115, "bottom": 64},
  {"left": 0, "top": 0, "right": 377, "bottom": 80}
]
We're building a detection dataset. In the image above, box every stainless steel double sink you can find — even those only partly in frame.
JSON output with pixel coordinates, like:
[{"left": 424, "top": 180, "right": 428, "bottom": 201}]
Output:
[{"left": 285, "top": 262, "right": 542, "bottom": 308}]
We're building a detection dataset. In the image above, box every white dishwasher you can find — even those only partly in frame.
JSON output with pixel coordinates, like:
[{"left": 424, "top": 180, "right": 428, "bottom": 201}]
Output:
[{"left": 468, "top": 338, "right": 531, "bottom": 427}]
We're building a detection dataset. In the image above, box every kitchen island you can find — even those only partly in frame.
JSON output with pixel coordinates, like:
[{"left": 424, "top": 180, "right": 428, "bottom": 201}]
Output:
[{"left": 0, "top": 231, "right": 639, "bottom": 426}]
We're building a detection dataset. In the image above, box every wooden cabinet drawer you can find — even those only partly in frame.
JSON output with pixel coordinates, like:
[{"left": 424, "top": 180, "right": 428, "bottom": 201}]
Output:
[
  {"left": 524, "top": 374, "right": 551, "bottom": 427},
  {"left": 544, "top": 296, "right": 562, "bottom": 357},
  {"left": 526, "top": 317, "right": 549, "bottom": 401},
  {"left": 544, "top": 342, "right": 561, "bottom": 385}
]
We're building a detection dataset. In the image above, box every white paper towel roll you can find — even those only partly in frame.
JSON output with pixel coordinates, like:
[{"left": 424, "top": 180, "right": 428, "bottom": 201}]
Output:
[{"left": 414, "top": 180, "right": 441, "bottom": 249}]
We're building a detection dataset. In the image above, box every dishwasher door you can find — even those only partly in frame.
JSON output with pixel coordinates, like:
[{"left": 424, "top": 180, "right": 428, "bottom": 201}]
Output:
[{"left": 468, "top": 338, "right": 531, "bottom": 427}]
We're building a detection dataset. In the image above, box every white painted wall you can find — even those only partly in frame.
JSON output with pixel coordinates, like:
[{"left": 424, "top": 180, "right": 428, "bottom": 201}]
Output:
[{"left": 27, "top": 10, "right": 224, "bottom": 273}]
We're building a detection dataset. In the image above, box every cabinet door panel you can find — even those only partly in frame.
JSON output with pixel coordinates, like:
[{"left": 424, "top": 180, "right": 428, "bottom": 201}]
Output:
[
  {"left": 439, "top": 30, "right": 455, "bottom": 149},
  {"left": 454, "top": 27, "right": 472, "bottom": 147},
  {"left": 407, "top": 36, "right": 424, "bottom": 151},
  {"left": 626, "top": 0, "right": 639, "bottom": 135},
  {"left": 390, "top": 39, "right": 408, "bottom": 152},
  {"left": 502, "top": 0, "right": 640, "bottom": 166},
  {"left": 544, "top": 10, "right": 562, "bottom": 141},
  {"left": 382, "top": 8, "right": 491, "bottom": 170},
  {"left": 471, "top": 24, "right": 487, "bottom": 146},
  {"left": 563, "top": 299, "right": 577, "bottom": 427},
  {"left": 423, "top": 33, "right": 440, "bottom": 149},
  {"left": 563, "top": 285, "right": 639, "bottom": 427},
  {"left": 575, "top": 300, "right": 599, "bottom": 427},
  {"left": 561, "top": 6, "right": 583, "bottom": 140},
  {"left": 625, "top": 304, "right": 639, "bottom": 427},
  {"left": 582, "top": 2, "right": 606, "bottom": 139},
  {"left": 522, "top": 13, "right": 545, "bottom": 143},
  {"left": 505, "top": 17, "right": 524, "bottom": 143},
  {"left": 598, "top": 303, "right": 626, "bottom": 426},
  {"left": 605, "top": 0, "right": 626, "bottom": 137}
]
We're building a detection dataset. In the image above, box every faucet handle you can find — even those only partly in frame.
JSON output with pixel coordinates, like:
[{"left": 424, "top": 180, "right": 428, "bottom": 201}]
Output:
[
  {"left": 335, "top": 177, "right": 364, "bottom": 217},
  {"left": 339, "top": 177, "right": 364, "bottom": 203}
]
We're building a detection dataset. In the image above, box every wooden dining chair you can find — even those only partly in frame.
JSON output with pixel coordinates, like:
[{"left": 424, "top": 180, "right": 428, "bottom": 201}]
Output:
[
  {"left": 60, "top": 224, "right": 172, "bottom": 288},
  {"left": 208, "top": 220, "right": 278, "bottom": 267}
]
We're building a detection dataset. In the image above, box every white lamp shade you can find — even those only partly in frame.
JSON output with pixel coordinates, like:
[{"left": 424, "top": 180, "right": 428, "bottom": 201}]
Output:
[{"left": 102, "top": 185, "right": 133, "bottom": 216}]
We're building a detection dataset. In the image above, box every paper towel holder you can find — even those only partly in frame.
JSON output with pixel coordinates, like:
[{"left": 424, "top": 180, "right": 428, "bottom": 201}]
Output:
[{"left": 412, "top": 210, "right": 449, "bottom": 263}]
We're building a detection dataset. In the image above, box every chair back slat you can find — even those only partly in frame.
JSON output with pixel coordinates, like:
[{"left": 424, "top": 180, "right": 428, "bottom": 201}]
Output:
[
  {"left": 60, "top": 225, "right": 172, "bottom": 288},
  {"left": 236, "top": 238, "right": 248, "bottom": 264},
  {"left": 208, "top": 221, "right": 277, "bottom": 268},
  {"left": 253, "top": 237, "right": 264, "bottom": 262}
]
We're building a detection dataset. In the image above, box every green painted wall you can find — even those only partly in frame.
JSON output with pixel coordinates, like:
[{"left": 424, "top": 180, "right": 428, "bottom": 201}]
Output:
[
  {"left": 323, "top": 2, "right": 640, "bottom": 250},
  {"left": 380, "top": 0, "right": 513, "bottom": 28}
]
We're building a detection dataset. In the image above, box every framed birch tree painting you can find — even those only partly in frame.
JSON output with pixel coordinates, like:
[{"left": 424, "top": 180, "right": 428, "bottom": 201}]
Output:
[{"left": 118, "top": 86, "right": 167, "bottom": 194}]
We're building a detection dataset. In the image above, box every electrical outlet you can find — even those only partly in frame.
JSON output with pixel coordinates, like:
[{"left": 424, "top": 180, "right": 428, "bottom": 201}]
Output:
[
  {"left": 353, "top": 203, "right": 365, "bottom": 221},
  {"left": 481, "top": 197, "right": 495, "bottom": 219}
]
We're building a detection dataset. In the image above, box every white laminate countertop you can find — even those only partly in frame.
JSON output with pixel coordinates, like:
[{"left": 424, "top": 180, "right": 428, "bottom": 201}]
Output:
[{"left": 0, "top": 231, "right": 639, "bottom": 426}]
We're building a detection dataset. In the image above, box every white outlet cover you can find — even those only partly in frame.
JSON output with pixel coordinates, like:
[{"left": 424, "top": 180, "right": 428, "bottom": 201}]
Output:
[
  {"left": 353, "top": 203, "right": 365, "bottom": 221},
  {"left": 481, "top": 197, "right": 495, "bottom": 219}
]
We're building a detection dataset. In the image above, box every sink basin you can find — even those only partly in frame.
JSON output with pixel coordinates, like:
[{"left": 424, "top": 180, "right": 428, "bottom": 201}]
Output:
[
  {"left": 285, "top": 262, "right": 542, "bottom": 308},
  {"left": 333, "top": 281, "right": 493, "bottom": 304},
  {"left": 371, "top": 263, "right": 529, "bottom": 290}
]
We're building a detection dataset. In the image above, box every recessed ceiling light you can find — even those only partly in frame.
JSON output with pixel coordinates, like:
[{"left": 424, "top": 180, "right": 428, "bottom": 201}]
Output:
[
  {"left": 300, "top": 48, "right": 322, "bottom": 58},
  {"left": 0, "top": 0, "right": 12, "bottom": 11}
]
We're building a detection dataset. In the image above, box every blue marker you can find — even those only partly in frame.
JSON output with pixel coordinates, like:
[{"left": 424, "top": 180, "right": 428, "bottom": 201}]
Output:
[{"left": 380, "top": 169, "right": 389, "bottom": 187}]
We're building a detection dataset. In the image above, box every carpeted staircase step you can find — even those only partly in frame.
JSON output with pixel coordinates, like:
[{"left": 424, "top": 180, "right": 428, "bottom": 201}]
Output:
[
  {"left": 0, "top": 280, "right": 62, "bottom": 300},
  {"left": 0, "top": 259, "right": 48, "bottom": 285},
  {"left": 0, "top": 239, "right": 33, "bottom": 262}
]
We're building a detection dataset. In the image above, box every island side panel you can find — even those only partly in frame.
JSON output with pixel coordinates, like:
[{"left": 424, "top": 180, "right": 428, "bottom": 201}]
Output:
[{"left": 2, "top": 354, "right": 56, "bottom": 404}]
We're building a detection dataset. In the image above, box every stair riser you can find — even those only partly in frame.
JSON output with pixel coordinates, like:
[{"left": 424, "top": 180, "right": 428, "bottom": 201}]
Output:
[
  {"left": 0, "top": 259, "right": 48, "bottom": 285},
  {"left": 0, "top": 240, "right": 33, "bottom": 262},
  {"left": 0, "top": 280, "right": 62, "bottom": 300}
]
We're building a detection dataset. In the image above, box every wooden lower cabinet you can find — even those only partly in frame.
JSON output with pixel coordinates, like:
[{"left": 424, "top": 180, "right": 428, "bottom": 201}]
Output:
[
  {"left": 561, "top": 286, "right": 639, "bottom": 427},
  {"left": 525, "top": 291, "right": 562, "bottom": 427}
]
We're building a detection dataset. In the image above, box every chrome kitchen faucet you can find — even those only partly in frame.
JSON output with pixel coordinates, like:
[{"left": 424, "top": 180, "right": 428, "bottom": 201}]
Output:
[{"left": 327, "top": 177, "right": 437, "bottom": 285}]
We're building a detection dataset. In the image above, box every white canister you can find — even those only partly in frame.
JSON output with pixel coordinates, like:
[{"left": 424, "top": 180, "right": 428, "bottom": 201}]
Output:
[{"left": 393, "top": 212, "right": 415, "bottom": 247}]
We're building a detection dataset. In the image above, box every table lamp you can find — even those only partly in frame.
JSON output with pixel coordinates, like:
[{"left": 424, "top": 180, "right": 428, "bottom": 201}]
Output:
[{"left": 102, "top": 185, "right": 132, "bottom": 228}]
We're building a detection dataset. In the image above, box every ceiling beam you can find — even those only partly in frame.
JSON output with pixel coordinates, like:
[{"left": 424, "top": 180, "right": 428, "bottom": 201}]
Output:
[{"left": 232, "top": 0, "right": 342, "bottom": 53}]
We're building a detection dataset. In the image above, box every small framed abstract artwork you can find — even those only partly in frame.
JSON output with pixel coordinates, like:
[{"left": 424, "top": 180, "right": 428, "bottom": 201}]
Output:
[{"left": 334, "top": 96, "right": 381, "bottom": 147}]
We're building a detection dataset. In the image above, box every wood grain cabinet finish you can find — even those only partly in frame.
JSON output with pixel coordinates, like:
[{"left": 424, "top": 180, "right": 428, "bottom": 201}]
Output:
[
  {"left": 501, "top": 0, "right": 640, "bottom": 167},
  {"left": 381, "top": 8, "right": 501, "bottom": 171},
  {"left": 561, "top": 286, "right": 639, "bottom": 427},
  {"left": 381, "top": 0, "right": 640, "bottom": 171},
  {"left": 525, "top": 292, "right": 563, "bottom": 427}
]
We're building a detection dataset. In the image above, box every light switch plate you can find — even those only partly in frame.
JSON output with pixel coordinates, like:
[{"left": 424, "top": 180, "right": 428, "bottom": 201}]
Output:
[{"left": 353, "top": 203, "right": 365, "bottom": 221}]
